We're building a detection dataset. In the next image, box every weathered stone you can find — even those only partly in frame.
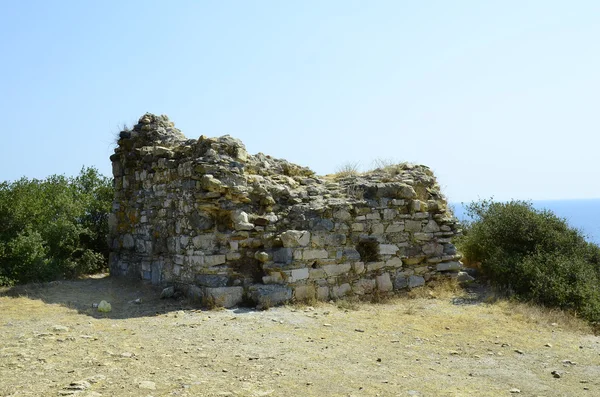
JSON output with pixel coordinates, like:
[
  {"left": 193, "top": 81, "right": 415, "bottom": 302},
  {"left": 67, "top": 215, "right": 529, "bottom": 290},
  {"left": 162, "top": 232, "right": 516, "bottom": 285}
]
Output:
[
  {"left": 289, "top": 267, "right": 309, "bottom": 282},
  {"left": 376, "top": 273, "right": 393, "bottom": 292},
  {"left": 353, "top": 278, "right": 376, "bottom": 295},
  {"left": 204, "top": 287, "right": 243, "bottom": 308},
  {"left": 378, "top": 244, "right": 399, "bottom": 256},
  {"left": 404, "top": 220, "right": 422, "bottom": 233},
  {"left": 280, "top": 230, "right": 311, "bottom": 247},
  {"left": 273, "top": 248, "right": 293, "bottom": 264},
  {"left": 408, "top": 275, "right": 425, "bottom": 288},
  {"left": 331, "top": 283, "right": 352, "bottom": 298},
  {"left": 250, "top": 285, "right": 293, "bottom": 307},
  {"left": 110, "top": 113, "right": 461, "bottom": 308},
  {"left": 294, "top": 285, "right": 316, "bottom": 301},
  {"left": 423, "top": 220, "right": 440, "bottom": 233},
  {"left": 436, "top": 261, "right": 462, "bottom": 271},
  {"left": 303, "top": 249, "right": 329, "bottom": 260},
  {"left": 323, "top": 263, "right": 352, "bottom": 277}
]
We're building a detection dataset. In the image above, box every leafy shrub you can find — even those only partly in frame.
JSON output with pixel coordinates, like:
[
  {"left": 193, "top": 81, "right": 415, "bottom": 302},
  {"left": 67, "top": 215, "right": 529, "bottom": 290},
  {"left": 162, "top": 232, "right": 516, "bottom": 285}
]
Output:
[
  {"left": 458, "top": 199, "right": 600, "bottom": 323},
  {"left": 0, "top": 167, "right": 113, "bottom": 285}
]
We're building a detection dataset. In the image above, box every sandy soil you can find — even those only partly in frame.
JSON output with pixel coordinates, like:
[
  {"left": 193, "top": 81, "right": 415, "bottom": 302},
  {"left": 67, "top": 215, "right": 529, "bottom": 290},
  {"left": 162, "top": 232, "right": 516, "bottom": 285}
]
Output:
[{"left": 1, "top": 276, "right": 599, "bottom": 397}]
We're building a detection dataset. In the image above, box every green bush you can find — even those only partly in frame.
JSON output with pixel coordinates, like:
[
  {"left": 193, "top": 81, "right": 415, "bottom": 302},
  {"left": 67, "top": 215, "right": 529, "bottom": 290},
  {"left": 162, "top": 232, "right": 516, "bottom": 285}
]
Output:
[
  {"left": 458, "top": 199, "right": 600, "bottom": 323},
  {"left": 0, "top": 167, "right": 113, "bottom": 285}
]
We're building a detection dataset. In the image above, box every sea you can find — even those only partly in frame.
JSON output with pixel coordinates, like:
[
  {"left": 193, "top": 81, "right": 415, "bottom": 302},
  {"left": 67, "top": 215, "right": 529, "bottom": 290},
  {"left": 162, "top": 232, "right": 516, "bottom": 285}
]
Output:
[{"left": 450, "top": 199, "right": 600, "bottom": 246}]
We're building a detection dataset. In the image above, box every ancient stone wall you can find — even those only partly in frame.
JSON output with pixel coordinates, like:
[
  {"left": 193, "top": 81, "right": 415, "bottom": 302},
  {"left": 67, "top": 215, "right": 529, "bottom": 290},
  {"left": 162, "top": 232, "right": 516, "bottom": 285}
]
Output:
[{"left": 109, "top": 113, "right": 463, "bottom": 308}]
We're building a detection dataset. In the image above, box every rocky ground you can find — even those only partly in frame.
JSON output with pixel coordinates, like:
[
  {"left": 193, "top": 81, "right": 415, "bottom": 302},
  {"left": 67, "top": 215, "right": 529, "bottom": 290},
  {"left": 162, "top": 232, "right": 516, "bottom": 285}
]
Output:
[{"left": 1, "top": 276, "right": 599, "bottom": 397}]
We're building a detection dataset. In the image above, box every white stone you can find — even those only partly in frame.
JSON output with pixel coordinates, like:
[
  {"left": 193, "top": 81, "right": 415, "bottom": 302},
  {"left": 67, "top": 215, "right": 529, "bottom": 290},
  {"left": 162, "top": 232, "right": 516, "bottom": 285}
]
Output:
[
  {"left": 303, "top": 249, "right": 329, "bottom": 260},
  {"left": 379, "top": 244, "right": 399, "bottom": 255},
  {"left": 323, "top": 263, "right": 352, "bottom": 277},
  {"left": 280, "top": 230, "right": 311, "bottom": 247},
  {"left": 289, "top": 268, "right": 309, "bottom": 282}
]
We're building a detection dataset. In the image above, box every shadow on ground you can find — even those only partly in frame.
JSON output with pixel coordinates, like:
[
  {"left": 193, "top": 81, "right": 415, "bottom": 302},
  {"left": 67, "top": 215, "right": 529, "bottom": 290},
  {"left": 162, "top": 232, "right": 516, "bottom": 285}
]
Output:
[{"left": 0, "top": 275, "right": 211, "bottom": 319}]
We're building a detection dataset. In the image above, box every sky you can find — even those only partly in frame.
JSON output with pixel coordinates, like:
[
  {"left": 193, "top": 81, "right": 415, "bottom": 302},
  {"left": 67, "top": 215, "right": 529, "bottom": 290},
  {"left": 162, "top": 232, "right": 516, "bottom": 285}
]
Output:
[{"left": 1, "top": 1, "right": 599, "bottom": 203}]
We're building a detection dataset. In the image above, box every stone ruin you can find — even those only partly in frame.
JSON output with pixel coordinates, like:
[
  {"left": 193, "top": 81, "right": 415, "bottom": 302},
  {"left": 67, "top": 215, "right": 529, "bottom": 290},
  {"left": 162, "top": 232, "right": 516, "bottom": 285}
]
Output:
[{"left": 109, "top": 113, "right": 463, "bottom": 308}]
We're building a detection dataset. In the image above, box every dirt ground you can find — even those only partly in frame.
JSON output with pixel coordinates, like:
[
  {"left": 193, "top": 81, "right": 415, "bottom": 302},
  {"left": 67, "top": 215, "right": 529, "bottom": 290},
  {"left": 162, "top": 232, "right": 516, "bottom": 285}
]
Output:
[{"left": 1, "top": 276, "right": 599, "bottom": 397}]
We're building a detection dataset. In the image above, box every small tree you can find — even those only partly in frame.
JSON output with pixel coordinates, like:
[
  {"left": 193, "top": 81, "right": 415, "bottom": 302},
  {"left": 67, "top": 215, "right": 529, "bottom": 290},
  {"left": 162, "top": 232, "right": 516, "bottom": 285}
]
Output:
[{"left": 458, "top": 200, "right": 600, "bottom": 323}]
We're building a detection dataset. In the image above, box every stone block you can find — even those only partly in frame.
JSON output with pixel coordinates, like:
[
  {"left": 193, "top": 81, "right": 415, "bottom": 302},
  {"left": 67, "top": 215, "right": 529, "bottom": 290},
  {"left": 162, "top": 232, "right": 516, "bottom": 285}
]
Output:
[
  {"left": 316, "top": 286, "right": 330, "bottom": 300},
  {"left": 250, "top": 285, "right": 293, "bottom": 308},
  {"left": 331, "top": 283, "right": 352, "bottom": 298},
  {"left": 294, "top": 285, "right": 316, "bottom": 301},
  {"left": 408, "top": 275, "right": 425, "bottom": 288},
  {"left": 353, "top": 262, "right": 365, "bottom": 274},
  {"left": 273, "top": 248, "right": 293, "bottom": 265},
  {"left": 423, "top": 220, "right": 440, "bottom": 233},
  {"left": 376, "top": 273, "right": 393, "bottom": 292},
  {"left": 378, "top": 244, "right": 399, "bottom": 255},
  {"left": 393, "top": 276, "right": 408, "bottom": 290},
  {"left": 204, "top": 255, "right": 226, "bottom": 266},
  {"left": 323, "top": 263, "right": 352, "bottom": 277},
  {"left": 404, "top": 220, "right": 422, "bottom": 232},
  {"left": 303, "top": 249, "right": 329, "bottom": 260},
  {"left": 280, "top": 230, "right": 311, "bottom": 247},
  {"left": 204, "top": 287, "right": 244, "bottom": 308},
  {"left": 289, "top": 267, "right": 309, "bottom": 282},
  {"left": 386, "top": 222, "right": 405, "bottom": 233},
  {"left": 366, "top": 261, "right": 386, "bottom": 272},
  {"left": 341, "top": 248, "right": 361, "bottom": 261},
  {"left": 436, "top": 261, "right": 462, "bottom": 271},
  {"left": 353, "top": 278, "right": 376, "bottom": 295}
]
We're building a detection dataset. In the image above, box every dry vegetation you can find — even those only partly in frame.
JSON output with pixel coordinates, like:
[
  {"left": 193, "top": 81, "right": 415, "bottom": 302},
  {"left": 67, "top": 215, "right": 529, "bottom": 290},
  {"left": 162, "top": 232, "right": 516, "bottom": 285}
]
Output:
[{"left": 1, "top": 276, "right": 600, "bottom": 397}]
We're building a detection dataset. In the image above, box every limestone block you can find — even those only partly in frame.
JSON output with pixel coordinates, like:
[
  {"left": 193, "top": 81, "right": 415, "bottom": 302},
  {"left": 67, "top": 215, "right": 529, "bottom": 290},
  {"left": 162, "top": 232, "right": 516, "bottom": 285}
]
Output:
[
  {"left": 204, "top": 255, "right": 226, "bottom": 266},
  {"left": 408, "top": 275, "right": 425, "bottom": 288},
  {"left": 376, "top": 273, "right": 393, "bottom": 292},
  {"left": 187, "top": 255, "right": 204, "bottom": 266},
  {"left": 366, "top": 261, "right": 386, "bottom": 272},
  {"left": 353, "top": 278, "right": 376, "bottom": 295},
  {"left": 353, "top": 262, "right": 365, "bottom": 274},
  {"left": 294, "top": 285, "right": 316, "bottom": 301},
  {"left": 436, "top": 261, "right": 462, "bottom": 271},
  {"left": 289, "top": 267, "right": 309, "bottom": 282},
  {"left": 366, "top": 212, "right": 381, "bottom": 220},
  {"left": 303, "top": 249, "right": 329, "bottom": 260},
  {"left": 370, "top": 223, "right": 385, "bottom": 234},
  {"left": 383, "top": 209, "right": 398, "bottom": 220},
  {"left": 280, "top": 230, "right": 311, "bottom": 247},
  {"left": 351, "top": 223, "right": 365, "bottom": 232},
  {"left": 385, "top": 222, "right": 404, "bottom": 233},
  {"left": 423, "top": 220, "right": 440, "bottom": 233},
  {"left": 250, "top": 285, "right": 292, "bottom": 308},
  {"left": 316, "top": 286, "right": 330, "bottom": 301},
  {"left": 378, "top": 244, "right": 399, "bottom": 256},
  {"left": 386, "top": 257, "right": 403, "bottom": 268},
  {"left": 333, "top": 209, "right": 352, "bottom": 221},
  {"left": 413, "top": 232, "right": 434, "bottom": 241},
  {"left": 309, "top": 268, "right": 326, "bottom": 279},
  {"left": 331, "top": 283, "right": 352, "bottom": 298},
  {"left": 204, "top": 287, "right": 243, "bottom": 308},
  {"left": 404, "top": 220, "right": 422, "bottom": 233},
  {"left": 322, "top": 263, "right": 352, "bottom": 277}
]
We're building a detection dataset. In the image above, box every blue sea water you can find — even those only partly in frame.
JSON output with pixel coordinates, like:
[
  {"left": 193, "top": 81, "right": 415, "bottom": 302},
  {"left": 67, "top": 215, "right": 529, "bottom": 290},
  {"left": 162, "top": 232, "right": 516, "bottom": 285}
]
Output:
[{"left": 450, "top": 199, "right": 600, "bottom": 246}]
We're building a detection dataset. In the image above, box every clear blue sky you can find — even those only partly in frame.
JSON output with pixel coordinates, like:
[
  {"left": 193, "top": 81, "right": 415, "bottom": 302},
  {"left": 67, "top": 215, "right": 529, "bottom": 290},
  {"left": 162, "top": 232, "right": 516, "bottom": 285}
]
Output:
[{"left": 1, "top": 1, "right": 599, "bottom": 202}]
